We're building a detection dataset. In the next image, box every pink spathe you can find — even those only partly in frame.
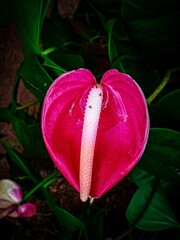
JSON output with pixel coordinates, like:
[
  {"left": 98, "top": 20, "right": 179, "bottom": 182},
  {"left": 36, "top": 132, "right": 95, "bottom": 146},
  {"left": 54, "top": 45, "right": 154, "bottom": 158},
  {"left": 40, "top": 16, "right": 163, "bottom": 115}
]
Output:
[{"left": 41, "top": 69, "right": 149, "bottom": 201}]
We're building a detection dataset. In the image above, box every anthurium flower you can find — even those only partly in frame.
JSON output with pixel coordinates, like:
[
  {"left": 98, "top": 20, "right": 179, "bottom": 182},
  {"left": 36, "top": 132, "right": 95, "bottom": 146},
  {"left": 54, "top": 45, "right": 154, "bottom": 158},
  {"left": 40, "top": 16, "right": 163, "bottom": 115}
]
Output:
[
  {"left": 41, "top": 69, "right": 149, "bottom": 202},
  {"left": 0, "top": 179, "right": 36, "bottom": 218}
]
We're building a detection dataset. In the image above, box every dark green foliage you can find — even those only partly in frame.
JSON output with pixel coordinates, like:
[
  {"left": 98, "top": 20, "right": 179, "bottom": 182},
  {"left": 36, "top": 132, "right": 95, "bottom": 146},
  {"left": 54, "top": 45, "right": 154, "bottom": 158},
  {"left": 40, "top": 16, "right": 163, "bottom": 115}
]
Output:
[{"left": 0, "top": 0, "right": 180, "bottom": 239}]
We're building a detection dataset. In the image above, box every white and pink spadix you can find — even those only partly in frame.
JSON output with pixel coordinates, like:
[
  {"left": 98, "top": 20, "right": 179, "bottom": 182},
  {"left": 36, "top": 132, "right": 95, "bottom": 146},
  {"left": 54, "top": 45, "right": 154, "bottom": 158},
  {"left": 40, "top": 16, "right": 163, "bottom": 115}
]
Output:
[{"left": 41, "top": 69, "right": 149, "bottom": 202}]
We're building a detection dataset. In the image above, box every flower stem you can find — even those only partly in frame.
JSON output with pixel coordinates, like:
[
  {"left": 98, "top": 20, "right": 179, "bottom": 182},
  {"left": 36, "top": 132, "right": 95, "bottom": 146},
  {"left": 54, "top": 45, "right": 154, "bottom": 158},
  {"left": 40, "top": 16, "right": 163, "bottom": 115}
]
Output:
[
  {"left": 42, "top": 47, "right": 58, "bottom": 56},
  {"left": 20, "top": 171, "right": 59, "bottom": 203},
  {"left": 16, "top": 99, "right": 39, "bottom": 110},
  {"left": 147, "top": 67, "right": 180, "bottom": 105},
  {"left": 147, "top": 70, "right": 171, "bottom": 105}
]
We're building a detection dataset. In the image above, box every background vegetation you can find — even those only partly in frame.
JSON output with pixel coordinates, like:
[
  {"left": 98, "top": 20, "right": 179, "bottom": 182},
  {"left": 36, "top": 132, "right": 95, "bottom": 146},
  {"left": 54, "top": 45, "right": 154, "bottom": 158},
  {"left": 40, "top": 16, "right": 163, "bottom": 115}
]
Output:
[{"left": 0, "top": 0, "right": 180, "bottom": 239}]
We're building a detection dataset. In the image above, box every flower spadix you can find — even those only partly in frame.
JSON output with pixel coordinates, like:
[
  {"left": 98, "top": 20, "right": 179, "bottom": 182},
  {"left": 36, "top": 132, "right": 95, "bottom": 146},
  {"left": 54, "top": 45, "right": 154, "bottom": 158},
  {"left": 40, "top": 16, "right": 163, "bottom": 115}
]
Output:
[
  {"left": 41, "top": 69, "right": 149, "bottom": 202},
  {"left": 80, "top": 85, "right": 103, "bottom": 202}
]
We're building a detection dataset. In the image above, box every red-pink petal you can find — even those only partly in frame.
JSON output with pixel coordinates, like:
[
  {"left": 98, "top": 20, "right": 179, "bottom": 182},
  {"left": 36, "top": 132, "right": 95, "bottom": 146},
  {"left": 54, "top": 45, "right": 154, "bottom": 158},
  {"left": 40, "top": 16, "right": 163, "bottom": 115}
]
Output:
[
  {"left": 90, "top": 70, "right": 149, "bottom": 197},
  {"left": 42, "top": 69, "right": 149, "bottom": 199},
  {"left": 42, "top": 69, "right": 96, "bottom": 192}
]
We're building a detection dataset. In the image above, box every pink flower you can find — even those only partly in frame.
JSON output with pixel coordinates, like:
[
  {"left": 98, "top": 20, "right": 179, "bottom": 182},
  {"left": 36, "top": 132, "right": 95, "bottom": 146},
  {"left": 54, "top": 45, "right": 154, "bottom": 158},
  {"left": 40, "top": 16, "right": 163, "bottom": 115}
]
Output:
[
  {"left": 0, "top": 179, "right": 36, "bottom": 218},
  {"left": 41, "top": 69, "right": 149, "bottom": 202}
]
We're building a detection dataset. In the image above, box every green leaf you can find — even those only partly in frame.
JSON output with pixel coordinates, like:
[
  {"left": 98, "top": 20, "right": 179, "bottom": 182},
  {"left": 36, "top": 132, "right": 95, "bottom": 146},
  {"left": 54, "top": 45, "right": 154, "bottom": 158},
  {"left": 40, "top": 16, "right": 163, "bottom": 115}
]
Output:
[
  {"left": 42, "top": 54, "right": 66, "bottom": 77},
  {"left": 129, "top": 166, "right": 155, "bottom": 187},
  {"left": 21, "top": 170, "right": 58, "bottom": 203},
  {"left": 126, "top": 12, "right": 180, "bottom": 68},
  {"left": 121, "top": 0, "right": 180, "bottom": 68},
  {"left": 20, "top": 56, "right": 53, "bottom": 99},
  {"left": 43, "top": 187, "right": 85, "bottom": 239},
  {"left": 13, "top": 0, "right": 50, "bottom": 56},
  {"left": 152, "top": 89, "right": 180, "bottom": 121},
  {"left": 47, "top": 49, "right": 85, "bottom": 71},
  {"left": 107, "top": 19, "right": 160, "bottom": 96},
  {"left": 3, "top": 144, "right": 35, "bottom": 180},
  {"left": 12, "top": 116, "right": 46, "bottom": 155},
  {"left": 138, "top": 128, "right": 180, "bottom": 184},
  {"left": 150, "top": 90, "right": 180, "bottom": 130},
  {"left": 126, "top": 180, "right": 180, "bottom": 231},
  {"left": 80, "top": 207, "right": 105, "bottom": 240}
]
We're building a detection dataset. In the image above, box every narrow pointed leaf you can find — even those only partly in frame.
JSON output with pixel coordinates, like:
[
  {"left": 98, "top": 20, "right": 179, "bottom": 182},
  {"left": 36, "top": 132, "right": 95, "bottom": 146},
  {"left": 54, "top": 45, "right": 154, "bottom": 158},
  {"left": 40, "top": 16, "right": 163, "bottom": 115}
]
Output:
[
  {"left": 13, "top": 0, "right": 50, "bottom": 56},
  {"left": 20, "top": 56, "right": 53, "bottom": 99}
]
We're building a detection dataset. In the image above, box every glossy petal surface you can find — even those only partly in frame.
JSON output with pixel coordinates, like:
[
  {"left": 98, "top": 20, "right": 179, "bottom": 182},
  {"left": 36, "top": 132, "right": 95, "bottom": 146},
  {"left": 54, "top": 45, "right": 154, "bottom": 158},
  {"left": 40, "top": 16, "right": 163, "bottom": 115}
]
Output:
[{"left": 42, "top": 69, "right": 149, "bottom": 199}]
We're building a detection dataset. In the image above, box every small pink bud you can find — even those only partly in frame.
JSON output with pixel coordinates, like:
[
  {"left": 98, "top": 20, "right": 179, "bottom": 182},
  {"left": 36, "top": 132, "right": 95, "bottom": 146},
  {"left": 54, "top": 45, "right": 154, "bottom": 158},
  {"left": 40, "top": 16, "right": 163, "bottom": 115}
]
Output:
[
  {"left": 17, "top": 203, "right": 37, "bottom": 218},
  {"left": 0, "top": 179, "right": 36, "bottom": 218}
]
